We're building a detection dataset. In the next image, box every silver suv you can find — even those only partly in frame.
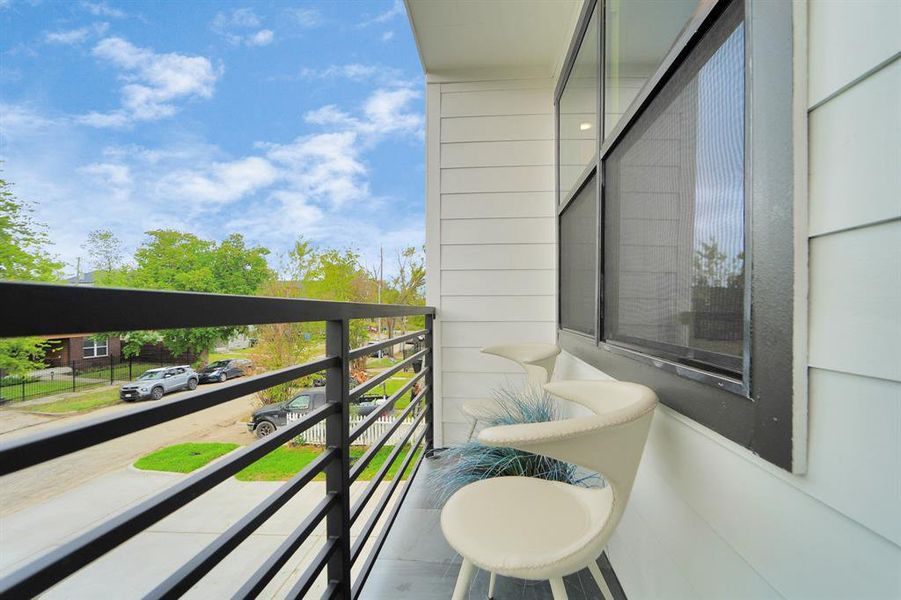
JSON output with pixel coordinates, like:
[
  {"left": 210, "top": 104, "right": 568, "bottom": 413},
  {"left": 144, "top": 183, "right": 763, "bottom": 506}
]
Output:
[{"left": 120, "top": 366, "right": 198, "bottom": 401}]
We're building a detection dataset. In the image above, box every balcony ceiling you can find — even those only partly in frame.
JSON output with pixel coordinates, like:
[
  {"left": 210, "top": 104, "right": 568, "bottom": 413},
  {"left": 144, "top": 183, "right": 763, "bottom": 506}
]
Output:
[{"left": 405, "top": 0, "right": 583, "bottom": 77}]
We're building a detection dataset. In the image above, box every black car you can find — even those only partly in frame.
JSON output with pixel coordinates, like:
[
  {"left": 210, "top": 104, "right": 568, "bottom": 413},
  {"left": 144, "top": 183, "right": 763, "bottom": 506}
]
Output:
[
  {"left": 248, "top": 388, "right": 388, "bottom": 437},
  {"left": 248, "top": 388, "right": 327, "bottom": 438},
  {"left": 198, "top": 359, "right": 252, "bottom": 383}
]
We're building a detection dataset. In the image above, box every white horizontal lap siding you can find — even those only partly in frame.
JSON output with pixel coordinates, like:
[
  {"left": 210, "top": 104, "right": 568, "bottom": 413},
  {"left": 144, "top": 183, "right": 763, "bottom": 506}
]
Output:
[
  {"left": 427, "top": 78, "right": 557, "bottom": 446},
  {"left": 569, "top": 4, "right": 901, "bottom": 599}
]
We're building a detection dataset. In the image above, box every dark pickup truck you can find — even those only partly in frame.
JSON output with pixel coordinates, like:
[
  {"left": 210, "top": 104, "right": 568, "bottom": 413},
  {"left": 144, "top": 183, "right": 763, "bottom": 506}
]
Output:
[{"left": 248, "top": 388, "right": 388, "bottom": 438}]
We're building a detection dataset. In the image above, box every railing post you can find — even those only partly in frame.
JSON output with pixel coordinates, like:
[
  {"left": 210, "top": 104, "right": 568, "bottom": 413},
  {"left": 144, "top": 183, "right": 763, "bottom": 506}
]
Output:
[
  {"left": 424, "top": 314, "right": 435, "bottom": 455},
  {"left": 325, "top": 319, "right": 351, "bottom": 598}
]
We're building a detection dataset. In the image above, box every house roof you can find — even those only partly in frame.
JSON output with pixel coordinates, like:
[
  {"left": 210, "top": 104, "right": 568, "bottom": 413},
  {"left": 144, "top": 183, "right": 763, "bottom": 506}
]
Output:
[{"left": 404, "top": 0, "right": 582, "bottom": 80}]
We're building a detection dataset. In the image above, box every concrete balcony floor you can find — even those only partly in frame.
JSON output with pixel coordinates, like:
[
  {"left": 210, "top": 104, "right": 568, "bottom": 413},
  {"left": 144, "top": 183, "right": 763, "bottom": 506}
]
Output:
[{"left": 361, "top": 455, "right": 626, "bottom": 600}]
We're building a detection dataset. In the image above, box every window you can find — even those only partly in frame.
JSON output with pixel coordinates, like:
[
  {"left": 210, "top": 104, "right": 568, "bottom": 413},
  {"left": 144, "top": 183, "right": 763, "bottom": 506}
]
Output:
[
  {"left": 603, "top": 0, "right": 700, "bottom": 137},
  {"left": 558, "top": 5, "right": 599, "bottom": 202},
  {"left": 557, "top": 2, "right": 599, "bottom": 338},
  {"left": 605, "top": 3, "right": 745, "bottom": 377},
  {"left": 559, "top": 174, "right": 598, "bottom": 336},
  {"left": 82, "top": 337, "right": 109, "bottom": 358},
  {"left": 289, "top": 395, "right": 311, "bottom": 411},
  {"left": 555, "top": 0, "right": 799, "bottom": 471}
]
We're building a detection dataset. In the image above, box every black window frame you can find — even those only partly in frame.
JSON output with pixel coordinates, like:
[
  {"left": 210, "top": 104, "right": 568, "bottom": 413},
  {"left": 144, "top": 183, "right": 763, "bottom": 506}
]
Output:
[{"left": 555, "top": 0, "right": 799, "bottom": 471}]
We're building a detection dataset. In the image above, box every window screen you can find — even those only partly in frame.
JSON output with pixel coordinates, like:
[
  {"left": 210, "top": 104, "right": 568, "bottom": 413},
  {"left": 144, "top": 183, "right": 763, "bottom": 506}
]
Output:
[
  {"left": 603, "top": 1, "right": 744, "bottom": 376},
  {"left": 560, "top": 174, "right": 598, "bottom": 336}
]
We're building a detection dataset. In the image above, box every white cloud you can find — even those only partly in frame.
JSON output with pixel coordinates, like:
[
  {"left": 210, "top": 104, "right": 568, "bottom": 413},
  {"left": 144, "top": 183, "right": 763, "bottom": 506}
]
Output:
[
  {"left": 213, "top": 7, "right": 260, "bottom": 30},
  {"left": 360, "top": 0, "right": 404, "bottom": 27},
  {"left": 83, "top": 37, "right": 221, "bottom": 126},
  {"left": 0, "top": 73, "right": 423, "bottom": 273},
  {"left": 247, "top": 29, "right": 274, "bottom": 47},
  {"left": 159, "top": 156, "right": 279, "bottom": 205},
  {"left": 45, "top": 22, "right": 109, "bottom": 45},
  {"left": 82, "top": 1, "right": 126, "bottom": 18},
  {"left": 285, "top": 7, "right": 321, "bottom": 28},
  {"left": 381, "top": 31, "right": 395, "bottom": 42},
  {"left": 79, "top": 162, "right": 131, "bottom": 186},
  {"left": 298, "top": 63, "right": 407, "bottom": 87},
  {"left": 212, "top": 8, "right": 274, "bottom": 47}
]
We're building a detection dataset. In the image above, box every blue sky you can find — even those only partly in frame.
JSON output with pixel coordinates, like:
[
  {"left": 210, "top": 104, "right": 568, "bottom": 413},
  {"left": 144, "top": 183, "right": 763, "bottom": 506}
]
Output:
[{"left": 0, "top": 0, "right": 425, "bottom": 276}]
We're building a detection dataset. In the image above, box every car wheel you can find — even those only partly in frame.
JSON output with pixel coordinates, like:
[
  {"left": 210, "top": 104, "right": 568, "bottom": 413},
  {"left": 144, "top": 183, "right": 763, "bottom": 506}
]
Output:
[
  {"left": 151, "top": 387, "right": 164, "bottom": 401},
  {"left": 255, "top": 420, "right": 276, "bottom": 438},
  {"left": 219, "top": 373, "right": 228, "bottom": 383},
  {"left": 187, "top": 378, "right": 198, "bottom": 391}
]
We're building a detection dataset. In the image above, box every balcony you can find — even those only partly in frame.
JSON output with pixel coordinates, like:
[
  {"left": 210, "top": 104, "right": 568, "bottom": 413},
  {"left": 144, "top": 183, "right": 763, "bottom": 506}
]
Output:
[{"left": 0, "top": 282, "right": 630, "bottom": 600}]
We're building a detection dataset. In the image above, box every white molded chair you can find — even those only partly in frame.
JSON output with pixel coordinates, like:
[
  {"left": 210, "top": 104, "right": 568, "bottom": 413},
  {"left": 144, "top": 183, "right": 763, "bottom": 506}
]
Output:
[
  {"left": 441, "top": 380, "right": 657, "bottom": 600},
  {"left": 460, "top": 342, "right": 561, "bottom": 440}
]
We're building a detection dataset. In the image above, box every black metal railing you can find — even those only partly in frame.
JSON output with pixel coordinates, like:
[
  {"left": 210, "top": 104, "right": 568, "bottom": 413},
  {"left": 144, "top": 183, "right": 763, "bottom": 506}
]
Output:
[{"left": 0, "top": 281, "right": 436, "bottom": 599}]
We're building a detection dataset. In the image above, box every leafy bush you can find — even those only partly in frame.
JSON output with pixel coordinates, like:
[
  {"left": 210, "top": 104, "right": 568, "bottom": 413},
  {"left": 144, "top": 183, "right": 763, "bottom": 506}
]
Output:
[{"left": 0, "top": 374, "right": 38, "bottom": 387}]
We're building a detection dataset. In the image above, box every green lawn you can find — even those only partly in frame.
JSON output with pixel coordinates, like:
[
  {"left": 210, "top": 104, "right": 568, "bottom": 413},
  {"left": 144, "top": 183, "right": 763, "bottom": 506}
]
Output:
[
  {"left": 365, "top": 356, "right": 397, "bottom": 369},
  {"left": 132, "top": 442, "right": 421, "bottom": 481},
  {"left": 236, "top": 443, "right": 421, "bottom": 482},
  {"left": 134, "top": 442, "right": 240, "bottom": 473},
  {"left": 17, "top": 387, "right": 123, "bottom": 414}
]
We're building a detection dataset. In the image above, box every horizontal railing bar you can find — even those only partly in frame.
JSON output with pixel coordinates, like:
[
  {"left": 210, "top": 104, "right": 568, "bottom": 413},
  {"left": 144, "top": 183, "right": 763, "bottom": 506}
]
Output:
[
  {"left": 0, "top": 281, "right": 435, "bottom": 338},
  {"left": 0, "top": 356, "right": 338, "bottom": 476},
  {"left": 323, "top": 580, "right": 339, "bottom": 599},
  {"left": 347, "top": 367, "right": 427, "bottom": 445},
  {"left": 347, "top": 329, "right": 427, "bottom": 361},
  {"left": 351, "top": 440, "right": 426, "bottom": 599},
  {"left": 349, "top": 387, "right": 428, "bottom": 483},
  {"left": 147, "top": 448, "right": 339, "bottom": 599},
  {"left": 350, "top": 432, "right": 427, "bottom": 568},
  {"left": 349, "top": 348, "right": 429, "bottom": 401},
  {"left": 284, "top": 537, "right": 338, "bottom": 600},
  {"left": 350, "top": 409, "right": 427, "bottom": 526},
  {"left": 0, "top": 403, "right": 336, "bottom": 599},
  {"left": 234, "top": 494, "right": 335, "bottom": 600}
]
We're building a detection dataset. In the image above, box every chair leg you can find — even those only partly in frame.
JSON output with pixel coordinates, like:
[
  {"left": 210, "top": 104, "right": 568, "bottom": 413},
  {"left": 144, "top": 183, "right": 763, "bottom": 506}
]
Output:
[
  {"left": 452, "top": 558, "right": 476, "bottom": 600},
  {"left": 549, "top": 577, "right": 568, "bottom": 600},
  {"left": 588, "top": 559, "right": 614, "bottom": 600},
  {"left": 467, "top": 417, "right": 478, "bottom": 441},
  {"left": 488, "top": 571, "right": 497, "bottom": 599}
]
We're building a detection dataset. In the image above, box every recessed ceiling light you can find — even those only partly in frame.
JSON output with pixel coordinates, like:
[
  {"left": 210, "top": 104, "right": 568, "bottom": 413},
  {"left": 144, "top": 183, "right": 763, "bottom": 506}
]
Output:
[{"left": 580, "top": 122, "right": 592, "bottom": 131}]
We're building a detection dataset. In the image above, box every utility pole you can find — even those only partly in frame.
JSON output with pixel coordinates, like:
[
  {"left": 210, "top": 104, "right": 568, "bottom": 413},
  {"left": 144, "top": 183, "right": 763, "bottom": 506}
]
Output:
[{"left": 377, "top": 246, "right": 383, "bottom": 348}]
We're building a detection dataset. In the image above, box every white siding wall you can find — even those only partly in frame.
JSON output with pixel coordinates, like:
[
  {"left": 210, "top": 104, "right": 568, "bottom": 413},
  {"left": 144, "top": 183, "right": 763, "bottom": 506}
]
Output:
[
  {"left": 554, "top": 2, "right": 901, "bottom": 598},
  {"left": 425, "top": 78, "right": 557, "bottom": 445}
]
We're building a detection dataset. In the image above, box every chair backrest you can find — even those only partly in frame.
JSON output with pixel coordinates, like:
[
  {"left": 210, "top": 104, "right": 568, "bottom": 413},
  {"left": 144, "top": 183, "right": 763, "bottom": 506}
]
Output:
[
  {"left": 480, "top": 343, "right": 561, "bottom": 386},
  {"left": 477, "top": 380, "right": 657, "bottom": 509}
]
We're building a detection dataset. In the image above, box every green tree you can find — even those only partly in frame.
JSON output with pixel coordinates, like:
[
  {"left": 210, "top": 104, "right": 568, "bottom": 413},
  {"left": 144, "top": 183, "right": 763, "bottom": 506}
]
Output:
[
  {"left": 82, "top": 229, "right": 129, "bottom": 286},
  {"left": 0, "top": 178, "right": 62, "bottom": 375},
  {"left": 118, "top": 230, "right": 274, "bottom": 360},
  {"left": 251, "top": 239, "right": 378, "bottom": 403},
  {"left": 0, "top": 178, "right": 62, "bottom": 282},
  {"left": 380, "top": 246, "right": 426, "bottom": 349}
]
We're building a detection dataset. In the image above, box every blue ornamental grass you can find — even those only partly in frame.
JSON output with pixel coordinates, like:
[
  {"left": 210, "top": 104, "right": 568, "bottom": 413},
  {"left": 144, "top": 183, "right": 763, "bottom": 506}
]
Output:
[{"left": 428, "top": 384, "right": 598, "bottom": 503}]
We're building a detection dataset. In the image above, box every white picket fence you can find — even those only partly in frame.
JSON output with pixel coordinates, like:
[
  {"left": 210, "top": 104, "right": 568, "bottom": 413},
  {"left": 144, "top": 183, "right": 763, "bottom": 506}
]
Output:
[{"left": 295, "top": 413, "right": 423, "bottom": 446}]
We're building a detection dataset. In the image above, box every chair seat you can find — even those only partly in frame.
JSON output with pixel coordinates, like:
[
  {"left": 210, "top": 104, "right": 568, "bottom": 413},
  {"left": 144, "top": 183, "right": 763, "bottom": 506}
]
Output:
[{"left": 441, "top": 476, "right": 613, "bottom": 580}]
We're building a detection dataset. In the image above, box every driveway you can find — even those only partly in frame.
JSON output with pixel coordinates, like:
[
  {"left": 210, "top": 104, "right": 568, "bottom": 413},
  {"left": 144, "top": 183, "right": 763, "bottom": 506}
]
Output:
[{"left": 0, "top": 382, "right": 257, "bottom": 517}]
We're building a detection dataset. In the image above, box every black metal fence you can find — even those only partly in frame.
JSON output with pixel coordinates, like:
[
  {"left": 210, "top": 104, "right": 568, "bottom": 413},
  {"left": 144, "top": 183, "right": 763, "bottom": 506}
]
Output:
[
  {"left": 0, "top": 354, "right": 195, "bottom": 404},
  {"left": 0, "top": 281, "right": 435, "bottom": 599}
]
